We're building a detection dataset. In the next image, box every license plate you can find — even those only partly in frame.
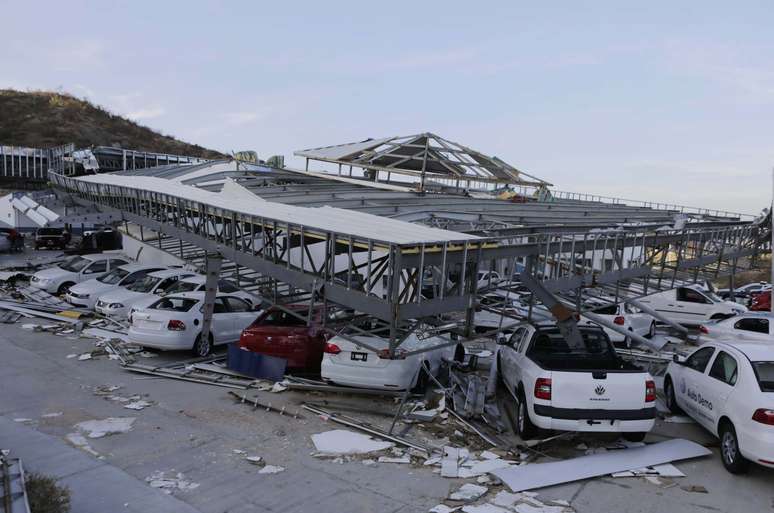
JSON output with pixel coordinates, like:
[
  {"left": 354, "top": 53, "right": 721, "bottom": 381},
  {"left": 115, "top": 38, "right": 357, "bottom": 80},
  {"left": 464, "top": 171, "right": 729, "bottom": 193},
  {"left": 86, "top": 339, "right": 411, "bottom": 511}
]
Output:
[{"left": 350, "top": 352, "right": 368, "bottom": 362}]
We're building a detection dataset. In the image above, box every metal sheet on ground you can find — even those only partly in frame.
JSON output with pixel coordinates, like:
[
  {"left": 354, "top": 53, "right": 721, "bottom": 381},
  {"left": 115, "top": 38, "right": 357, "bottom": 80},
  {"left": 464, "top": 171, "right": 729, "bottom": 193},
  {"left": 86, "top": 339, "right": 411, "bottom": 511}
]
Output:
[{"left": 491, "top": 439, "right": 711, "bottom": 492}]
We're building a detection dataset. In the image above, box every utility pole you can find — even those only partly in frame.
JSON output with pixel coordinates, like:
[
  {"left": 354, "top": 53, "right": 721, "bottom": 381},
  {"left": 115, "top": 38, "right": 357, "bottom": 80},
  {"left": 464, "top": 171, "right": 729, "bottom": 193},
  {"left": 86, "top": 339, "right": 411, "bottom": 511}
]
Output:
[{"left": 770, "top": 167, "right": 773, "bottom": 314}]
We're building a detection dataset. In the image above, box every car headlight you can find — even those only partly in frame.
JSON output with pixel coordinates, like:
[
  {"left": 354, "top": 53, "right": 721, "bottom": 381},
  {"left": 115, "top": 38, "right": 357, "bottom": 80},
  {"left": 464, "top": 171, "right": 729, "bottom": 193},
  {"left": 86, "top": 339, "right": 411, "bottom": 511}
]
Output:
[{"left": 109, "top": 303, "right": 124, "bottom": 309}]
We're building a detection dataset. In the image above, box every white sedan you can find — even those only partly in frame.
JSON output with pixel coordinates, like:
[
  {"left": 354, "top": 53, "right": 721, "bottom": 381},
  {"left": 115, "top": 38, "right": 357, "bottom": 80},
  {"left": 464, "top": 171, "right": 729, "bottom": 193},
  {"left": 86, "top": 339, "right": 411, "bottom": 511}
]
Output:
[
  {"left": 128, "top": 292, "right": 259, "bottom": 356},
  {"left": 321, "top": 331, "right": 460, "bottom": 390},
  {"left": 581, "top": 302, "right": 656, "bottom": 345},
  {"left": 30, "top": 254, "right": 129, "bottom": 294},
  {"left": 95, "top": 268, "right": 196, "bottom": 318},
  {"left": 699, "top": 313, "right": 773, "bottom": 344},
  {"left": 66, "top": 263, "right": 167, "bottom": 309},
  {"left": 664, "top": 341, "right": 774, "bottom": 473}
]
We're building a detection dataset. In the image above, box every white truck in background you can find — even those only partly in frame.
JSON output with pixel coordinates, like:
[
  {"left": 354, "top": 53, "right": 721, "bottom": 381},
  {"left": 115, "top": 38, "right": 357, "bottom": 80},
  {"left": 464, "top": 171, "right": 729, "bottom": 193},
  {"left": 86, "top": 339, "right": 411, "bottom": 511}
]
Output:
[
  {"left": 496, "top": 323, "right": 656, "bottom": 441},
  {"left": 637, "top": 284, "right": 746, "bottom": 326}
]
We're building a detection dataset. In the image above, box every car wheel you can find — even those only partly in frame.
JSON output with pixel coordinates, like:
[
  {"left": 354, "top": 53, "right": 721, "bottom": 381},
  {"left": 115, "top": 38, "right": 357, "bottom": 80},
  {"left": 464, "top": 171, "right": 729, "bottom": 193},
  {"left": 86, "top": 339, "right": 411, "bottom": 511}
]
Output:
[
  {"left": 192, "top": 333, "right": 213, "bottom": 357},
  {"left": 664, "top": 376, "right": 682, "bottom": 414},
  {"left": 623, "top": 432, "right": 647, "bottom": 443},
  {"left": 719, "top": 421, "right": 750, "bottom": 474},
  {"left": 515, "top": 388, "right": 538, "bottom": 439},
  {"left": 648, "top": 322, "right": 656, "bottom": 338},
  {"left": 57, "top": 282, "right": 74, "bottom": 295}
]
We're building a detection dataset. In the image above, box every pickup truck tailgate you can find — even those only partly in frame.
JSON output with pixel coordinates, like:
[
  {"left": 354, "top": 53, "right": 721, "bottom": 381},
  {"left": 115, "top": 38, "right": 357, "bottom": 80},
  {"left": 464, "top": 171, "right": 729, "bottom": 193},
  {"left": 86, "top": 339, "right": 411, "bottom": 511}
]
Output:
[{"left": 550, "top": 371, "right": 647, "bottom": 412}]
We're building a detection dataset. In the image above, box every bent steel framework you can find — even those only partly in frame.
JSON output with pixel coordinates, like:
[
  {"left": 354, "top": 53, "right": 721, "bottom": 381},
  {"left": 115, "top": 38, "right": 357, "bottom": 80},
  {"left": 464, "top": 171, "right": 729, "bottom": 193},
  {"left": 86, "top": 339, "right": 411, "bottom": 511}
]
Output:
[{"left": 49, "top": 166, "right": 768, "bottom": 354}]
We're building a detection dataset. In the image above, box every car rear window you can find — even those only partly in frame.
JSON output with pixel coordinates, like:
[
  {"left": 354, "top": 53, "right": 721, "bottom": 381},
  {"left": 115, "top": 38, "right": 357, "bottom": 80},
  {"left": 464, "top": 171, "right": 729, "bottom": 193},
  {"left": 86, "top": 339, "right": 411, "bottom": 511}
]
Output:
[
  {"left": 150, "top": 297, "right": 198, "bottom": 312},
  {"left": 752, "top": 362, "right": 774, "bottom": 392},
  {"left": 528, "top": 328, "right": 615, "bottom": 358},
  {"left": 261, "top": 309, "right": 307, "bottom": 326}
]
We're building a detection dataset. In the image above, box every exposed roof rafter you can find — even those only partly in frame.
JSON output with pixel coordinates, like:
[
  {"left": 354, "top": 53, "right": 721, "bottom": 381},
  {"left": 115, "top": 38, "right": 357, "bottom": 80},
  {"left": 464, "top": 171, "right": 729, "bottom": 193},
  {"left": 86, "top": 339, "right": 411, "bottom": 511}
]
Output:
[{"left": 295, "top": 132, "right": 552, "bottom": 186}]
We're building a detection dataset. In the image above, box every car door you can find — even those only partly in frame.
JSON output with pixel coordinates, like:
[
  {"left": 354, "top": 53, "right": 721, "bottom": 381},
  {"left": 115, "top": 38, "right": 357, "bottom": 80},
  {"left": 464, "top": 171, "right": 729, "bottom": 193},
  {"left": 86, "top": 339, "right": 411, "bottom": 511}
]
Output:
[
  {"left": 675, "top": 287, "right": 711, "bottom": 323},
  {"left": 224, "top": 296, "right": 257, "bottom": 340},
  {"left": 499, "top": 327, "right": 528, "bottom": 394},
  {"left": 81, "top": 259, "right": 108, "bottom": 281},
  {"left": 625, "top": 303, "right": 650, "bottom": 333},
  {"left": 702, "top": 350, "right": 739, "bottom": 434},
  {"left": 732, "top": 317, "right": 771, "bottom": 342},
  {"left": 208, "top": 297, "right": 233, "bottom": 344},
  {"left": 675, "top": 346, "right": 716, "bottom": 422}
]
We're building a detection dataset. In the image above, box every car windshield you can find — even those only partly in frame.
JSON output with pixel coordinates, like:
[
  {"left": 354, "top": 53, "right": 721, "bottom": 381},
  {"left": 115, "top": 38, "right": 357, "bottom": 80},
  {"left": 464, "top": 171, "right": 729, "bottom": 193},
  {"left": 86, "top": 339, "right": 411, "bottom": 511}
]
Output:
[
  {"left": 97, "top": 268, "right": 129, "bottom": 284},
  {"left": 128, "top": 275, "right": 162, "bottom": 292},
  {"left": 150, "top": 297, "right": 198, "bottom": 312},
  {"left": 752, "top": 362, "right": 774, "bottom": 392},
  {"left": 59, "top": 256, "right": 90, "bottom": 272},
  {"left": 164, "top": 280, "right": 200, "bottom": 294}
]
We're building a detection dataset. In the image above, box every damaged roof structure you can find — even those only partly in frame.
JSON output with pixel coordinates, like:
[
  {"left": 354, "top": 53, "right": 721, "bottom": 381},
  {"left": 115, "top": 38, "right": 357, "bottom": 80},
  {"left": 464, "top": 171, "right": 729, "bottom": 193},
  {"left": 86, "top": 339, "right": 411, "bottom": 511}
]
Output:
[{"left": 48, "top": 133, "right": 768, "bottom": 357}]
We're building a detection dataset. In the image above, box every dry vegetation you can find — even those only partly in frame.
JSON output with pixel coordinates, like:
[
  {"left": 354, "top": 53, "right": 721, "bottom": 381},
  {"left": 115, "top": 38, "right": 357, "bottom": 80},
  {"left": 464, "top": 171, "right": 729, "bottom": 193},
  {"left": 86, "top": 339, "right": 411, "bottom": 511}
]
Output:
[{"left": 0, "top": 89, "right": 225, "bottom": 159}]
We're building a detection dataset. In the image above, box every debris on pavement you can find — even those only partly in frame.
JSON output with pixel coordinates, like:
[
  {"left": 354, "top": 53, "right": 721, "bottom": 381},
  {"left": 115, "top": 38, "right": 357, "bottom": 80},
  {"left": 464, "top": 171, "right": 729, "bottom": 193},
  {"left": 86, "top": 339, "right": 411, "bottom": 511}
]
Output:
[
  {"left": 311, "top": 429, "right": 394, "bottom": 455},
  {"left": 146, "top": 471, "right": 200, "bottom": 492},
  {"left": 491, "top": 439, "right": 711, "bottom": 492},
  {"left": 258, "top": 465, "right": 285, "bottom": 474},
  {"left": 449, "top": 483, "right": 488, "bottom": 501},
  {"left": 65, "top": 432, "right": 101, "bottom": 457},
  {"left": 74, "top": 417, "right": 136, "bottom": 438}
]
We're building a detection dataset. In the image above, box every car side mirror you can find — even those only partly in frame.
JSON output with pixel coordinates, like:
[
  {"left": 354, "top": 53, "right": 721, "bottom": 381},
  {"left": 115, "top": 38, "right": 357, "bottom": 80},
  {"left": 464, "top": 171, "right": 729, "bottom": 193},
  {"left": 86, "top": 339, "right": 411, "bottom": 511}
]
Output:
[
  {"left": 496, "top": 334, "right": 509, "bottom": 345},
  {"left": 673, "top": 354, "right": 685, "bottom": 365}
]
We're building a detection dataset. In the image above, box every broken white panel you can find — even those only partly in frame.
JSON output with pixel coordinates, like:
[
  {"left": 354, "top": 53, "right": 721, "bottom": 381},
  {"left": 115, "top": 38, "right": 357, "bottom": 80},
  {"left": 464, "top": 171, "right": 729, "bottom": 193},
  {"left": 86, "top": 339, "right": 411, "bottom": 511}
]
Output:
[
  {"left": 512, "top": 505, "right": 565, "bottom": 513},
  {"left": 441, "top": 446, "right": 461, "bottom": 478},
  {"left": 492, "top": 439, "right": 711, "bottom": 492},
  {"left": 466, "top": 458, "right": 513, "bottom": 476},
  {"left": 258, "top": 465, "right": 285, "bottom": 474},
  {"left": 449, "top": 483, "right": 488, "bottom": 501},
  {"left": 429, "top": 505, "right": 460, "bottom": 513},
  {"left": 65, "top": 432, "right": 100, "bottom": 457},
  {"left": 311, "top": 429, "right": 393, "bottom": 455},
  {"left": 75, "top": 417, "right": 136, "bottom": 438},
  {"left": 123, "top": 400, "right": 152, "bottom": 411},
  {"left": 378, "top": 455, "right": 411, "bottom": 464},
  {"left": 611, "top": 463, "right": 685, "bottom": 478},
  {"left": 461, "top": 505, "right": 510, "bottom": 513}
]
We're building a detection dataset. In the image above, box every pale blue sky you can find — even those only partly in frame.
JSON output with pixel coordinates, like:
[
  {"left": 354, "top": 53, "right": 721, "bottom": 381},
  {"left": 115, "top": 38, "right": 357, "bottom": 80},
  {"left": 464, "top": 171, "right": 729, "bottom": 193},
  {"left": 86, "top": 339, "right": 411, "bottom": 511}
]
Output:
[{"left": 2, "top": 1, "right": 772, "bottom": 214}]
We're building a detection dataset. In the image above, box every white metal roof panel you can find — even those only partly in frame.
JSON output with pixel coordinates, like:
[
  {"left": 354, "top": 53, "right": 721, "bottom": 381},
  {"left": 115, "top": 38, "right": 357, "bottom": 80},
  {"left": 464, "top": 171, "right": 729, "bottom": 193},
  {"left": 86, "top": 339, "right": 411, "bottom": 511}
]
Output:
[
  {"left": 294, "top": 138, "right": 393, "bottom": 161},
  {"left": 78, "top": 174, "right": 479, "bottom": 244}
]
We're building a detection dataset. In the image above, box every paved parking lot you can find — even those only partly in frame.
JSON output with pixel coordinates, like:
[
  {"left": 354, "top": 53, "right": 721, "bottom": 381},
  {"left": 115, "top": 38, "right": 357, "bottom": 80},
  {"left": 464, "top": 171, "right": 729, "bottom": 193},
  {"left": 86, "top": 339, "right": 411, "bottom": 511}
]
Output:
[{"left": 1, "top": 320, "right": 772, "bottom": 513}]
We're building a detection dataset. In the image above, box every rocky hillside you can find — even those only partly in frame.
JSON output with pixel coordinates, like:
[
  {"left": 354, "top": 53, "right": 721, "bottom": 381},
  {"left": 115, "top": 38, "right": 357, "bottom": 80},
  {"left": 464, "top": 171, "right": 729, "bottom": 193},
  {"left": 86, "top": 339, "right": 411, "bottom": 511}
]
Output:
[{"left": 0, "top": 89, "right": 225, "bottom": 159}]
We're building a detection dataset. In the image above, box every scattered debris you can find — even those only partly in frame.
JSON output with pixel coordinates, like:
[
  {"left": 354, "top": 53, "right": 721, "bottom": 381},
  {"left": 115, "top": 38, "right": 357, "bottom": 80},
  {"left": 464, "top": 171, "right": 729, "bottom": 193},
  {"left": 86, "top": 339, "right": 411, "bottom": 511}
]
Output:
[
  {"left": 680, "top": 485, "right": 709, "bottom": 494},
  {"left": 65, "top": 432, "right": 101, "bottom": 457},
  {"left": 311, "top": 429, "right": 394, "bottom": 455},
  {"left": 258, "top": 465, "right": 285, "bottom": 474},
  {"left": 41, "top": 412, "right": 63, "bottom": 418},
  {"left": 377, "top": 455, "right": 411, "bottom": 464},
  {"left": 123, "top": 400, "right": 152, "bottom": 411},
  {"left": 430, "top": 505, "right": 460, "bottom": 513},
  {"left": 245, "top": 456, "right": 263, "bottom": 464},
  {"left": 492, "top": 439, "right": 711, "bottom": 492},
  {"left": 229, "top": 391, "right": 304, "bottom": 418},
  {"left": 74, "top": 417, "right": 136, "bottom": 438},
  {"left": 449, "top": 483, "right": 488, "bottom": 502},
  {"left": 146, "top": 471, "right": 200, "bottom": 492},
  {"left": 77, "top": 353, "right": 92, "bottom": 361},
  {"left": 13, "top": 418, "right": 33, "bottom": 423}
]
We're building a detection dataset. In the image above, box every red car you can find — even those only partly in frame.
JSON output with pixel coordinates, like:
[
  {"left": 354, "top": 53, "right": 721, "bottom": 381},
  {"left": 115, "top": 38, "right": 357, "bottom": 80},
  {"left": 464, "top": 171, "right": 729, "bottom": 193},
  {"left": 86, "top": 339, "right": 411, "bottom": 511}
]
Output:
[
  {"left": 238, "top": 306, "right": 329, "bottom": 370},
  {"left": 750, "top": 290, "right": 771, "bottom": 312}
]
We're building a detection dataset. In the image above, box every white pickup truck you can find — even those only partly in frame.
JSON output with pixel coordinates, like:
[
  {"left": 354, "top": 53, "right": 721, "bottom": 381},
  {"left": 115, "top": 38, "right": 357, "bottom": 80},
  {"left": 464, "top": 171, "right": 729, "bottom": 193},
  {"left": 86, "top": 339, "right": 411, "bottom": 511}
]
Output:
[{"left": 497, "top": 324, "right": 656, "bottom": 441}]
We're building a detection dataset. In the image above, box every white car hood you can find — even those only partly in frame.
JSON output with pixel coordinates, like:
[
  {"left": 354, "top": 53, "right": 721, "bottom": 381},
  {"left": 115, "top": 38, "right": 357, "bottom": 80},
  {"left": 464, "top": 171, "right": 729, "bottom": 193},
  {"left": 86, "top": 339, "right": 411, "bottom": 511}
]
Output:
[
  {"left": 70, "top": 279, "right": 116, "bottom": 295},
  {"left": 34, "top": 267, "right": 74, "bottom": 282},
  {"left": 724, "top": 300, "right": 748, "bottom": 312},
  {"left": 98, "top": 289, "right": 147, "bottom": 305}
]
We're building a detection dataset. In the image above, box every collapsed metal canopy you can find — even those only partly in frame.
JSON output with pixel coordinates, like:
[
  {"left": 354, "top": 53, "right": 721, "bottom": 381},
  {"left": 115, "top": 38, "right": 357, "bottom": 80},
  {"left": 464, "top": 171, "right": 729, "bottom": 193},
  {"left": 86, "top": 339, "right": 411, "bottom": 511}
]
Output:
[{"left": 294, "top": 133, "right": 552, "bottom": 186}]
